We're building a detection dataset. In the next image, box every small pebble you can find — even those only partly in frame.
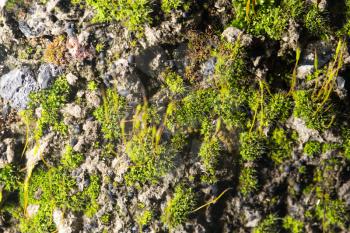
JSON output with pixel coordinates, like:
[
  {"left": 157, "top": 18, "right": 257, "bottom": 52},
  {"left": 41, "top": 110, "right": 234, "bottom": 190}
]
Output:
[{"left": 128, "top": 55, "right": 135, "bottom": 64}]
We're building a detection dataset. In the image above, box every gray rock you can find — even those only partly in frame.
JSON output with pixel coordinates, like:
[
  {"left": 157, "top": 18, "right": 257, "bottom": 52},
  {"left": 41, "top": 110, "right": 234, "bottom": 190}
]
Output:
[
  {"left": 201, "top": 57, "right": 217, "bottom": 77},
  {"left": 297, "top": 41, "right": 333, "bottom": 79},
  {"left": 37, "top": 64, "right": 62, "bottom": 89},
  {"left": 0, "top": 67, "right": 39, "bottom": 109},
  {"left": 336, "top": 76, "right": 345, "bottom": 89},
  {"left": 17, "top": 4, "right": 65, "bottom": 38},
  {"left": 222, "top": 27, "right": 252, "bottom": 46}
]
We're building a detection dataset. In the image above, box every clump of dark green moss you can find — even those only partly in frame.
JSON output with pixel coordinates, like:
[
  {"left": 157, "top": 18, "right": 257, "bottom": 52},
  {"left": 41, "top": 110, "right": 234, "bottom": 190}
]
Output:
[
  {"left": 270, "top": 127, "right": 295, "bottom": 164},
  {"left": 239, "top": 132, "right": 266, "bottom": 162},
  {"left": 198, "top": 134, "right": 221, "bottom": 184},
  {"left": 304, "top": 5, "right": 330, "bottom": 38},
  {"left": 293, "top": 90, "right": 335, "bottom": 131}
]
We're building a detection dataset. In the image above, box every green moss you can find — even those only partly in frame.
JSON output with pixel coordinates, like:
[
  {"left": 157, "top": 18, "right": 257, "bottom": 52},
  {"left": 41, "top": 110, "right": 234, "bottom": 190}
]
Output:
[
  {"left": 253, "top": 214, "right": 279, "bottom": 233},
  {"left": 0, "top": 165, "right": 20, "bottom": 193},
  {"left": 304, "top": 5, "right": 329, "bottom": 38},
  {"left": 136, "top": 209, "right": 152, "bottom": 228},
  {"left": 124, "top": 126, "right": 173, "bottom": 186},
  {"left": 85, "top": 0, "right": 152, "bottom": 34},
  {"left": 239, "top": 166, "right": 258, "bottom": 196},
  {"left": 266, "top": 93, "right": 292, "bottom": 124},
  {"left": 282, "top": 216, "right": 304, "bottom": 233},
  {"left": 87, "top": 80, "right": 98, "bottom": 91},
  {"left": 293, "top": 90, "right": 335, "bottom": 131},
  {"left": 28, "top": 76, "right": 71, "bottom": 140},
  {"left": 161, "top": 0, "right": 184, "bottom": 13},
  {"left": 198, "top": 135, "right": 220, "bottom": 184},
  {"left": 0, "top": 165, "right": 21, "bottom": 204},
  {"left": 93, "top": 88, "right": 127, "bottom": 142},
  {"left": 250, "top": 6, "right": 288, "bottom": 40},
  {"left": 61, "top": 145, "right": 84, "bottom": 169},
  {"left": 281, "top": 0, "right": 305, "bottom": 20},
  {"left": 20, "top": 167, "right": 100, "bottom": 232},
  {"left": 20, "top": 167, "right": 78, "bottom": 232},
  {"left": 270, "top": 127, "right": 294, "bottom": 164},
  {"left": 162, "top": 70, "right": 185, "bottom": 95},
  {"left": 100, "top": 213, "right": 112, "bottom": 225},
  {"left": 303, "top": 141, "right": 321, "bottom": 157},
  {"left": 239, "top": 132, "right": 266, "bottom": 162},
  {"left": 315, "top": 199, "right": 348, "bottom": 230},
  {"left": 83, "top": 174, "right": 101, "bottom": 217},
  {"left": 161, "top": 185, "right": 196, "bottom": 229},
  {"left": 166, "top": 89, "right": 216, "bottom": 130}
]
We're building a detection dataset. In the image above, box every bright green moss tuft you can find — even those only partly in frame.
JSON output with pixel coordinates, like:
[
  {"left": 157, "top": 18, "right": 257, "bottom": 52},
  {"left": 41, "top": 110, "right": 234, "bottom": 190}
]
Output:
[
  {"left": 20, "top": 167, "right": 100, "bottom": 232},
  {"left": 253, "top": 214, "right": 279, "bottom": 233},
  {"left": 239, "top": 166, "right": 258, "bottom": 196},
  {"left": 85, "top": 0, "right": 152, "bottom": 34},
  {"left": 251, "top": 7, "right": 288, "bottom": 40},
  {"left": 93, "top": 88, "right": 127, "bottom": 142},
  {"left": 162, "top": 70, "right": 185, "bottom": 95},
  {"left": 270, "top": 128, "right": 294, "bottom": 164},
  {"left": 161, "top": 0, "right": 184, "bottom": 14},
  {"left": 304, "top": 6, "right": 329, "bottom": 38},
  {"left": 266, "top": 93, "right": 292, "bottom": 124},
  {"left": 282, "top": 216, "right": 304, "bottom": 233},
  {"left": 239, "top": 132, "right": 266, "bottom": 162},
  {"left": 136, "top": 209, "right": 152, "bottom": 228},
  {"left": 303, "top": 141, "right": 321, "bottom": 157},
  {"left": 198, "top": 135, "right": 220, "bottom": 184},
  {"left": 293, "top": 90, "right": 335, "bottom": 131},
  {"left": 161, "top": 185, "right": 196, "bottom": 229},
  {"left": 61, "top": 145, "right": 84, "bottom": 169},
  {"left": 0, "top": 165, "right": 20, "bottom": 193},
  {"left": 28, "top": 76, "right": 71, "bottom": 140}
]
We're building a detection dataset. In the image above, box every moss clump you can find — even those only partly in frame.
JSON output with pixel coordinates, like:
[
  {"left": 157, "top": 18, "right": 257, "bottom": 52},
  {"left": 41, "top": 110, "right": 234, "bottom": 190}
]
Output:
[
  {"left": 84, "top": 0, "right": 152, "bottom": 34},
  {"left": 20, "top": 166, "right": 100, "bottom": 232},
  {"left": 281, "top": 0, "right": 305, "bottom": 20},
  {"left": 43, "top": 35, "right": 66, "bottom": 65},
  {"left": 303, "top": 141, "right": 321, "bottom": 157},
  {"left": 0, "top": 165, "right": 21, "bottom": 203},
  {"left": 93, "top": 88, "right": 127, "bottom": 142},
  {"left": 124, "top": 126, "right": 174, "bottom": 186},
  {"left": 239, "top": 132, "right": 266, "bottom": 162},
  {"left": 28, "top": 76, "right": 71, "bottom": 140},
  {"left": 161, "top": 0, "right": 184, "bottom": 13},
  {"left": 270, "top": 127, "right": 294, "bottom": 164},
  {"left": 239, "top": 166, "right": 258, "bottom": 196},
  {"left": 61, "top": 145, "right": 84, "bottom": 169},
  {"left": 251, "top": 6, "right": 288, "bottom": 40},
  {"left": 161, "top": 185, "right": 196, "bottom": 229},
  {"left": 162, "top": 70, "right": 185, "bottom": 95},
  {"left": 136, "top": 209, "right": 152, "bottom": 229},
  {"left": 282, "top": 216, "right": 304, "bottom": 233},
  {"left": 198, "top": 135, "right": 220, "bottom": 184},
  {"left": 253, "top": 214, "right": 279, "bottom": 233},
  {"left": 293, "top": 90, "right": 335, "bottom": 131},
  {"left": 166, "top": 89, "right": 216, "bottom": 130},
  {"left": 266, "top": 93, "right": 292, "bottom": 124},
  {"left": 304, "top": 5, "right": 329, "bottom": 38}
]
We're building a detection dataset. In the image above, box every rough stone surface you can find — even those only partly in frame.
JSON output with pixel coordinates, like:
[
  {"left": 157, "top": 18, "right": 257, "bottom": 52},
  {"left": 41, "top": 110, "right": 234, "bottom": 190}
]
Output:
[
  {"left": 0, "top": 67, "right": 39, "bottom": 109},
  {"left": 37, "top": 63, "right": 62, "bottom": 89}
]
